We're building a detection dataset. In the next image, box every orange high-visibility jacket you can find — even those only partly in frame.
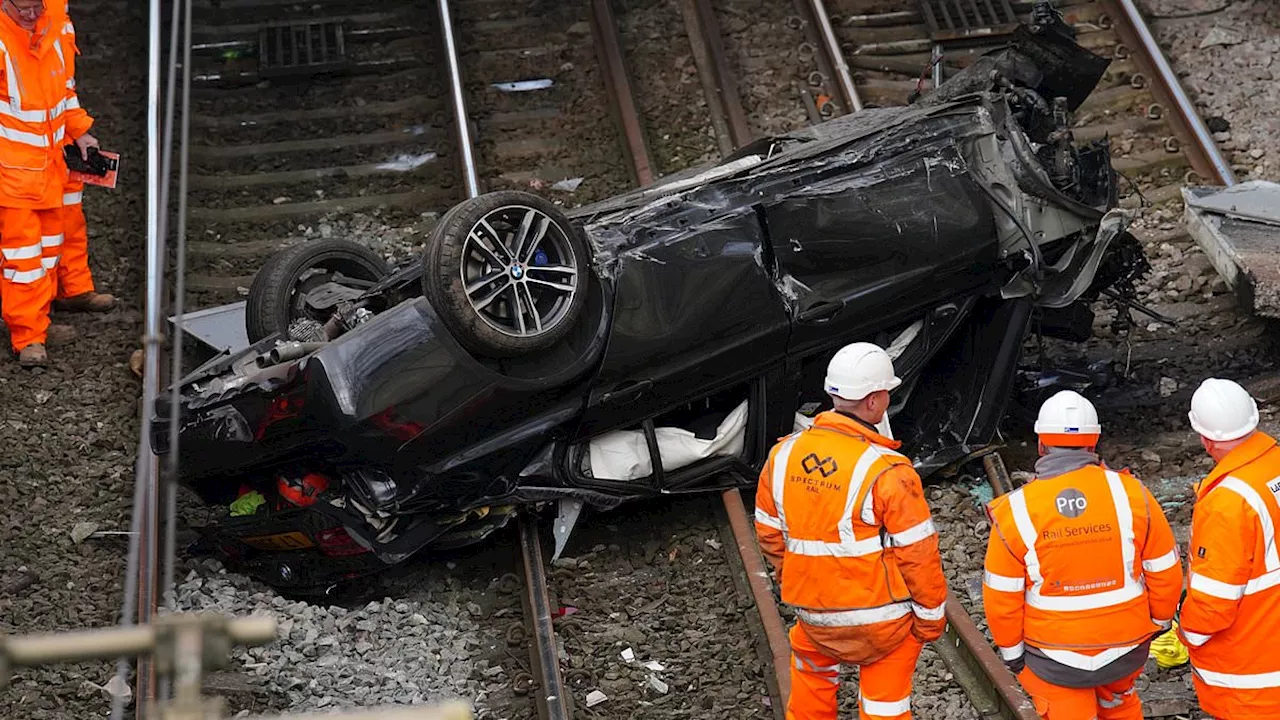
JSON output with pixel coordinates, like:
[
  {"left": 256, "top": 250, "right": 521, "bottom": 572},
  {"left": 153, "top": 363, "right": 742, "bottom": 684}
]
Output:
[
  {"left": 983, "top": 464, "right": 1182, "bottom": 679},
  {"left": 755, "top": 411, "right": 948, "bottom": 665},
  {"left": 0, "top": 2, "right": 93, "bottom": 210},
  {"left": 1178, "top": 431, "right": 1280, "bottom": 717}
]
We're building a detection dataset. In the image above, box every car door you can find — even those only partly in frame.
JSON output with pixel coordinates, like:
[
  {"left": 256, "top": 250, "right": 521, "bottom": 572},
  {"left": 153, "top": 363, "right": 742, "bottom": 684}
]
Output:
[
  {"left": 573, "top": 204, "right": 791, "bottom": 439},
  {"left": 764, "top": 141, "right": 999, "bottom": 361}
]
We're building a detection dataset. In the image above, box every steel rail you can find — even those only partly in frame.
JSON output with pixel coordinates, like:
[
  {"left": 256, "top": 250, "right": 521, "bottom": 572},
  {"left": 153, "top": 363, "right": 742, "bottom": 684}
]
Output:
[
  {"left": 518, "top": 515, "right": 571, "bottom": 720},
  {"left": 680, "top": 0, "right": 752, "bottom": 154},
  {"left": 588, "top": 0, "right": 655, "bottom": 186},
  {"left": 437, "top": 0, "right": 480, "bottom": 198},
  {"left": 1102, "top": 0, "right": 1235, "bottom": 186},
  {"left": 807, "top": 0, "right": 862, "bottom": 113},
  {"left": 925, "top": 453, "right": 1038, "bottom": 720}
]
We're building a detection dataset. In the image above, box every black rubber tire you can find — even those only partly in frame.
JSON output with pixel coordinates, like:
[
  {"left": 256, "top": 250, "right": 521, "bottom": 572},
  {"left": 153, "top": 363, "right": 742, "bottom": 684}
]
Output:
[
  {"left": 245, "top": 239, "right": 390, "bottom": 343},
  {"left": 422, "top": 191, "right": 591, "bottom": 357}
]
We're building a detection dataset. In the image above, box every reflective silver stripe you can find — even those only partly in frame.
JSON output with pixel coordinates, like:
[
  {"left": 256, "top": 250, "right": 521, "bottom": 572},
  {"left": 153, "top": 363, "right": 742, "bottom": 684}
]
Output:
[
  {"left": 911, "top": 602, "right": 945, "bottom": 621},
  {"left": 66, "top": 78, "right": 75, "bottom": 90},
  {"left": 998, "top": 642, "right": 1024, "bottom": 661},
  {"left": 66, "top": 95, "right": 79, "bottom": 110},
  {"left": 796, "top": 602, "right": 912, "bottom": 627},
  {"left": 1245, "top": 567, "right": 1280, "bottom": 595},
  {"left": 48, "top": 98, "right": 67, "bottom": 120},
  {"left": 41, "top": 234, "right": 63, "bottom": 248},
  {"left": 0, "top": 124, "right": 49, "bottom": 148},
  {"left": 1106, "top": 469, "right": 1138, "bottom": 585},
  {"left": 836, "top": 445, "right": 880, "bottom": 539},
  {"left": 1099, "top": 693, "right": 1124, "bottom": 709},
  {"left": 63, "top": 191, "right": 82, "bottom": 205},
  {"left": 754, "top": 508, "right": 782, "bottom": 530},
  {"left": 3, "top": 266, "right": 45, "bottom": 283},
  {"left": 41, "top": 256, "right": 58, "bottom": 270},
  {"left": 1008, "top": 489, "right": 1044, "bottom": 588},
  {"left": 794, "top": 656, "right": 839, "bottom": 674},
  {"left": 1039, "top": 643, "right": 1140, "bottom": 672},
  {"left": 786, "top": 535, "right": 882, "bottom": 558},
  {"left": 859, "top": 694, "right": 911, "bottom": 717},
  {"left": 1182, "top": 629, "right": 1212, "bottom": 647},
  {"left": 52, "top": 37, "right": 64, "bottom": 68},
  {"left": 983, "top": 571, "right": 1025, "bottom": 593},
  {"left": 2, "top": 243, "right": 41, "bottom": 260},
  {"left": 1193, "top": 666, "right": 1280, "bottom": 690},
  {"left": 770, "top": 435, "right": 799, "bottom": 534},
  {"left": 1142, "top": 548, "right": 1179, "bottom": 573},
  {"left": 1189, "top": 571, "right": 1245, "bottom": 601},
  {"left": 1219, "top": 477, "right": 1280, "bottom": 572},
  {"left": 889, "top": 518, "right": 936, "bottom": 547},
  {"left": 1152, "top": 616, "right": 1173, "bottom": 631},
  {"left": 53, "top": 126, "right": 65, "bottom": 143}
]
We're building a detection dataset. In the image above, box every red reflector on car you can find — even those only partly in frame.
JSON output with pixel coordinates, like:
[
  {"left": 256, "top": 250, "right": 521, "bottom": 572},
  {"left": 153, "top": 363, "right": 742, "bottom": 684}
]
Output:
[{"left": 315, "top": 527, "right": 371, "bottom": 557}]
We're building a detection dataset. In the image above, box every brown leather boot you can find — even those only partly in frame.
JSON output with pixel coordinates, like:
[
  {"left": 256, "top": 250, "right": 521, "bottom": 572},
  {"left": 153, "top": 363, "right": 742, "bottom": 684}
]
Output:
[
  {"left": 46, "top": 324, "right": 76, "bottom": 346},
  {"left": 54, "top": 291, "right": 117, "bottom": 312},
  {"left": 18, "top": 343, "right": 47, "bottom": 368}
]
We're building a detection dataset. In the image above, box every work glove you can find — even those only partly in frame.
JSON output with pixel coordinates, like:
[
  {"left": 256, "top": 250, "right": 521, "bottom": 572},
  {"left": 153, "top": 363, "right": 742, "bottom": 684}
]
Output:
[{"left": 912, "top": 618, "right": 946, "bottom": 644}]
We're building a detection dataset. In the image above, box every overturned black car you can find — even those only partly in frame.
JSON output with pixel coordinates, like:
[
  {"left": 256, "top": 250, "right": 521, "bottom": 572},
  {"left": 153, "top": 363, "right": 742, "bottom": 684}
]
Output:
[{"left": 155, "top": 13, "right": 1147, "bottom": 595}]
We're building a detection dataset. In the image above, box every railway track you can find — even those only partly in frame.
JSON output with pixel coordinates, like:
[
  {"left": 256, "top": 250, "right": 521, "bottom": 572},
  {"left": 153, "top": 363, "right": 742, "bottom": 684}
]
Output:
[{"left": 142, "top": 0, "right": 1231, "bottom": 716}]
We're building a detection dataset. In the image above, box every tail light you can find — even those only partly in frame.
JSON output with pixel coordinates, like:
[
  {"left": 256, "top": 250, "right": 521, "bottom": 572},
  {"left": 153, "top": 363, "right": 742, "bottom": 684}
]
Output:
[
  {"left": 255, "top": 390, "right": 307, "bottom": 440},
  {"left": 316, "top": 527, "right": 371, "bottom": 557}
]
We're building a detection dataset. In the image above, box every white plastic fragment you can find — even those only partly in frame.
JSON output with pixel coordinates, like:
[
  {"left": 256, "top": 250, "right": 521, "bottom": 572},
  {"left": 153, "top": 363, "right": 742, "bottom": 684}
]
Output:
[
  {"left": 586, "top": 690, "right": 608, "bottom": 707},
  {"left": 621, "top": 647, "right": 635, "bottom": 663},
  {"left": 643, "top": 661, "right": 666, "bottom": 672},
  {"left": 646, "top": 676, "right": 669, "bottom": 694},
  {"left": 704, "top": 538, "right": 722, "bottom": 551},
  {"left": 377, "top": 152, "right": 438, "bottom": 172},
  {"left": 551, "top": 177, "right": 584, "bottom": 192},
  {"left": 492, "top": 79, "right": 554, "bottom": 92},
  {"left": 71, "top": 521, "right": 100, "bottom": 544}
]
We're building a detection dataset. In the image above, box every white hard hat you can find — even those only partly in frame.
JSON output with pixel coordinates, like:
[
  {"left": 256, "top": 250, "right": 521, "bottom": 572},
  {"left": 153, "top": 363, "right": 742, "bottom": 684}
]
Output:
[
  {"left": 1034, "top": 390, "right": 1101, "bottom": 443},
  {"left": 1189, "top": 378, "right": 1258, "bottom": 442},
  {"left": 824, "top": 342, "right": 901, "bottom": 401}
]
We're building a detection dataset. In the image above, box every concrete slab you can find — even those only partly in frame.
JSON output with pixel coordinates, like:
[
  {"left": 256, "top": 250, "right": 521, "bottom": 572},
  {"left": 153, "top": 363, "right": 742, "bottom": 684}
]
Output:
[{"left": 1183, "top": 184, "right": 1280, "bottom": 318}]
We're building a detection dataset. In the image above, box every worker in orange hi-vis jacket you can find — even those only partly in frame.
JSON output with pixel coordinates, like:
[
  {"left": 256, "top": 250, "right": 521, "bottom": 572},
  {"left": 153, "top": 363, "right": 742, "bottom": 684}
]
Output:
[
  {"left": 0, "top": 0, "right": 97, "bottom": 366},
  {"left": 755, "top": 342, "right": 948, "bottom": 720},
  {"left": 983, "top": 390, "right": 1183, "bottom": 719},
  {"left": 1178, "top": 378, "right": 1280, "bottom": 719}
]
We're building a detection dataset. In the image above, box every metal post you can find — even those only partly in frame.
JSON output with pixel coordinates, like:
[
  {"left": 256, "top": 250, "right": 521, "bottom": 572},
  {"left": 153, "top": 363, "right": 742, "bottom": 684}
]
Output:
[
  {"left": 437, "top": 0, "right": 481, "bottom": 198},
  {"left": 1111, "top": 0, "right": 1235, "bottom": 186},
  {"left": 807, "top": 0, "right": 862, "bottom": 112}
]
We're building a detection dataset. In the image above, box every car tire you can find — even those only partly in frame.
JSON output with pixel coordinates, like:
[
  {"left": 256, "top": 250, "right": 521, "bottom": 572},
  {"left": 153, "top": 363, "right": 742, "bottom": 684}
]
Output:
[
  {"left": 422, "top": 191, "right": 590, "bottom": 357},
  {"left": 245, "top": 239, "right": 390, "bottom": 343}
]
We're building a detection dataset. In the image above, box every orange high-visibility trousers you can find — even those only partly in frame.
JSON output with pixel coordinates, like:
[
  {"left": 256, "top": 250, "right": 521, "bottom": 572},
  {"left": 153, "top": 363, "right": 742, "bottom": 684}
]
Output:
[
  {"left": 57, "top": 187, "right": 94, "bottom": 299},
  {"left": 787, "top": 624, "right": 923, "bottom": 720},
  {"left": 1, "top": 208, "right": 61, "bottom": 351},
  {"left": 1018, "top": 666, "right": 1143, "bottom": 720}
]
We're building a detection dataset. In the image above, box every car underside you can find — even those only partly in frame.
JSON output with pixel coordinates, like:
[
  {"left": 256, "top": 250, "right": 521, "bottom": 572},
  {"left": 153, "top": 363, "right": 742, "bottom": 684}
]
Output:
[{"left": 153, "top": 10, "right": 1149, "bottom": 596}]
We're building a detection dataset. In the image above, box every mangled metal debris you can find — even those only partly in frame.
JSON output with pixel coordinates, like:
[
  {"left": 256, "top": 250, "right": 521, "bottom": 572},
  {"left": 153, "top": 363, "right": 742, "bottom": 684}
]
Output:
[
  {"left": 152, "top": 10, "right": 1151, "bottom": 595},
  {"left": 1183, "top": 181, "right": 1280, "bottom": 317}
]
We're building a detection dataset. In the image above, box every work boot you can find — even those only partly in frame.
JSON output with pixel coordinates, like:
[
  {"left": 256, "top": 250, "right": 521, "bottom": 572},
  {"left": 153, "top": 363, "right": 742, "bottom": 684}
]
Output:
[
  {"left": 46, "top": 324, "right": 76, "bottom": 346},
  {"left": 54, "top": 291, "right": 117, "bottom": 312},
  {"left": 17, "top": 343, "right": 47, "bottom": 368}
]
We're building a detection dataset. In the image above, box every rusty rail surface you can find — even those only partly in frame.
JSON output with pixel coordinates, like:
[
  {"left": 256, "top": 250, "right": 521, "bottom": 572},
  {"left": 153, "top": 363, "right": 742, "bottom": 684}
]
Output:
[
  {"left": 589, "top": 0, "right": 655, "bottom": 187},
  {"left": 1101, "top": 0, "right": 1235, "bottom": 187},
  {"left": 680, "top": 0, "right": 752, "bottom": 155},
  {"left": 517, "top": 515, "right": 571, "bottom": 720}
]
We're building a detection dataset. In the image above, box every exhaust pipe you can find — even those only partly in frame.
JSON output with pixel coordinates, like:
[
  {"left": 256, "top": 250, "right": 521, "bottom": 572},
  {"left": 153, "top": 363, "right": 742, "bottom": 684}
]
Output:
[{"left": 256, "top": 342, "right": 326, "bottom": 368}]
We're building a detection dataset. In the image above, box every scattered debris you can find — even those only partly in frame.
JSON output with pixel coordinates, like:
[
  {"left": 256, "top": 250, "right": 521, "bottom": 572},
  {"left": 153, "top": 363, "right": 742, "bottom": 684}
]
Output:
[
  {"left": 704, "top": 538, "right": 722, "bottom": 551},
  {"left": 491, "top": 79, "right": 553, "bottom": 92},
  {"left": 1159, "top": 377, "right": 1179, "bottom": 397},
  {"left": 586, "top": 690, "right": 608, "bottom": 708},
  {"left": 621, "top": 647, "right": 635, "bottom": 663},
  {"left": 1199, "top": 25, "right": 1243, "bottom": 48},
  {"left": 643, "top": 661, "right": 666, "bottom": 672},
  {"left": 646, "top": 675, "right": 669, "bottom": 695},
  {"left": 551, "top": 177, "right": 584, "bottom": 193},
  {"left": 86, "top": 675, "right": 132, "bottom": 701},
  {"left": 71, "top": 521, "right": 100, "bottom": 545},
  {"left": 129, "top": 348, "right": 144, "bottom": 377},
  {"left": 376, "top": 152, "right": 438, "bottom": 172}
]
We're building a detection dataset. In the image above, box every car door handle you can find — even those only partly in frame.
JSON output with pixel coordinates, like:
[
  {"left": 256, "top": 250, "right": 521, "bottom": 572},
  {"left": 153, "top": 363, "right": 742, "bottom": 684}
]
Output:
[
  {"left": 798, "top": 301, "right": 845, "bottom": 323},
  {"left": 600, "top": 379, "right": 653, "bottom": 404}
]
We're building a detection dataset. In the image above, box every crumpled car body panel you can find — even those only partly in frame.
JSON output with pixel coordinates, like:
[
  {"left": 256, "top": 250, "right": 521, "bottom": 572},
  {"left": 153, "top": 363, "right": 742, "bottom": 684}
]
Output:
[{"left": 152, "top": 16, "right": 1146, "bottom": 592}]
